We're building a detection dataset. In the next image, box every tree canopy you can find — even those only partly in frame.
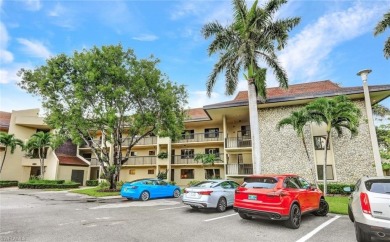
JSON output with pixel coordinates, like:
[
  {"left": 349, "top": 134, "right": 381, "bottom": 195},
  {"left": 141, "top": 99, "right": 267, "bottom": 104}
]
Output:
[
  {"left": 18, "top": 44, "right": 188, "bottom": 188},
  {"left": 374, "top": 10, "right": 390, "bottom": 59}
]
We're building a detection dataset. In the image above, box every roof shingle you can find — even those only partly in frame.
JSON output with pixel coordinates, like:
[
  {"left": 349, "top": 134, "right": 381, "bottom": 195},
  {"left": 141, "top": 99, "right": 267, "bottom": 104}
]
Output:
[{"left": 57, "top": 154, "right": 89, "bottom": 167}]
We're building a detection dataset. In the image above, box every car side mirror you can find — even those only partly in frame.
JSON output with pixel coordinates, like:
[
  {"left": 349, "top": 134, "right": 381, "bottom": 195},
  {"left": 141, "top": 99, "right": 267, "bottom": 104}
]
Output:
[{"left": 343, "top": 187, "right": 352, "bottom": 193}]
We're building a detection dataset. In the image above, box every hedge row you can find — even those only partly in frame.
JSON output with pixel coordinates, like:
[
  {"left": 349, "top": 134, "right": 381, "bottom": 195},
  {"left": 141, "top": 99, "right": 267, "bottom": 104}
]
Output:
[
  {"left": 86, "top": 180, "right": 99, "bottom": 186},
  {"left": 28, "top": 179, "right": 65, "bottom": 184},
  {"left": 0, "top": 180, "right": 18, "bottom": 188},
  {"left": 18, "top": 182, "right": 80, "bottom": 189},
  {"left": 317, "top": 183, "right": 354, "bottom": 195}
]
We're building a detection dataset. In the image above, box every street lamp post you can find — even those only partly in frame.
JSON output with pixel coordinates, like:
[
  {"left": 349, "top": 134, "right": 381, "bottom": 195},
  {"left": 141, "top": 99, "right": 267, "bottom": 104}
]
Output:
[{"left": 357, "top": 69, "right": 384, "bottom": 176}]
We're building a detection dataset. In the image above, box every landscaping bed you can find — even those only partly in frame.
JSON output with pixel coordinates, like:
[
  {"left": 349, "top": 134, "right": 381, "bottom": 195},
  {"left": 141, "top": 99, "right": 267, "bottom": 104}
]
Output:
[
  {"left": 18, "top": 179, "right": 80, "bottom": 189},
  {"left": 0, "top": 180, "right": 18, "bottom": 188}
]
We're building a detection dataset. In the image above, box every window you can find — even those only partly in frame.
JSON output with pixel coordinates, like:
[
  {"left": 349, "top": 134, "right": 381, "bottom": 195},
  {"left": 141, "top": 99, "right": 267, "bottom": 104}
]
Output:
[
  {"left": 129, "top": 169, "right": 135, "bottom": 175},
  {"left": 181, "top": 169, "right": 194, "bottom": 179},
  {"left": 130, "top": 151, "right": 137, "bottom": 156},
  {"left": 313, "top": 136, "right": 330, "bottom": 150},
  {"left": 284, "top": 177, "right": 300, "bottom": 189},
  {"left": 205, "top": 169, "right": 220, "bottom": 179},
  {"left": 205, "top": 128, "right": 219, "bottom": 138},
  {"left": 182, "top": 130, "right": 194, "bottom": 139},
  {"left": 149, "top": 151, "right": 156, "bottom": 156},
  {"left": 241, "top": 126, "right": 251, "bottom": 138},
  {"left": 298, "top": 177, "right": 311, "bottom": 189},
  {"left": 317, "top": 165, "right": 334, "bottom": 180},
  {"left": 238, "top": 154, "right": 243, "bottom": 163},
  {"left": 205, "top": 148, "right": 219, "bottom": 155},
  {"left": 148, "top": 169, "right": 154, "bottom": 175},
  {"left": 181, "top": 149, "right": 194, "bottom": 159}
]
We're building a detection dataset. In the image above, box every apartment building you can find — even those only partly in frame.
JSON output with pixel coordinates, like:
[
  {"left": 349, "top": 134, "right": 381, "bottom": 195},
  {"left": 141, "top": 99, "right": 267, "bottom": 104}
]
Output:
[{"left": 1, "top": 81, "right": 389, "bottom": 187}]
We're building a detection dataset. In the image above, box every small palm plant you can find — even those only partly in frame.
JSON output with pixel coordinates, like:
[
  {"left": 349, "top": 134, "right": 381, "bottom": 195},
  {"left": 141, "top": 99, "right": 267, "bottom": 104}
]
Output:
[
  {"left": 0, "top": 132, "right": 24, "bottom": 173},
  {"left": 194, "top": 153, "right": 221, "bottom": 179},
  {"left": 24, "top": 132, "right": 53, "bottom": 179}
]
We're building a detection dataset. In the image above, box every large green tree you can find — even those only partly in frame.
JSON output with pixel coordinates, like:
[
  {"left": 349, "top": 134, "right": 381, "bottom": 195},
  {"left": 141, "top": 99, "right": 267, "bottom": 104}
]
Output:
[
  {"left": 277, "top": 109, "right": 319, "bottom": 188},
  {"left": 306, "top": 95, "right": 361, "bottom": 195},
  {"left": 374, "top": 10, "right": 390, "bottom": 59},
  {"left": 0, "top": 132, "right": 24, "bottom": 174},
  {"left": 18, "top": 44, "right": 188, "bottom": 189},
  {"left": 24, "top": 132, "right": 53, "bottom": 179},
  {"left": 202, "top": 0, "right": 300, "bottom": 174}
]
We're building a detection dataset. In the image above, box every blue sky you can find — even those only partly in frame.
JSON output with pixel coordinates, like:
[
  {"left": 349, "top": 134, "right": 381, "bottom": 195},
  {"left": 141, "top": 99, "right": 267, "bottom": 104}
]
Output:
[{"left": 0, "top": 0, "right": 389, "bottom": 113}]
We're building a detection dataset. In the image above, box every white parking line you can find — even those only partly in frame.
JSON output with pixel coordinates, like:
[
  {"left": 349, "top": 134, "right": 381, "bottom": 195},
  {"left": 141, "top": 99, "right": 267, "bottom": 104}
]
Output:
[
  {"left": 296, "top": 215, "right": 341, "bottom": 242},
  {"left": 204, "top": 213, "right": 238, "bottom": 222},
  {"left": 158, "top": 206, "right": 188, "bottom": 211}
]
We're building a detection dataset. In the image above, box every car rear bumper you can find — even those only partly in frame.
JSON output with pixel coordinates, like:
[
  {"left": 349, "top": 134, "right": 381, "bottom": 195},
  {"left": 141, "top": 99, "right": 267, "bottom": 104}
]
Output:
[
  {"left": 234, "top": 206, "right": 289, "bottom": 220},
  {"left": 355, "top": 222, "right": 390, "bottom": 239}
]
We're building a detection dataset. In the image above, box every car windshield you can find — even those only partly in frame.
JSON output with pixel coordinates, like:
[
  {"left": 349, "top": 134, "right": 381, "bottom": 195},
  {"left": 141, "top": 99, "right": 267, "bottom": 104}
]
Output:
[
  {"left": 193, "top": 181, "right": 219, "bottom": 188},
  {"left": 242, "top": 177, "right": 278, "bottom": 189},
  {"left": 365, "top": 179, "right": 390, "bottom": 194}
]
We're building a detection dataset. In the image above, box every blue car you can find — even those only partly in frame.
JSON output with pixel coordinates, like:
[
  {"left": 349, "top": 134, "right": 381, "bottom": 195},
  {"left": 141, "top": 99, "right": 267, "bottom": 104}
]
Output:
[{"left": 121, "top": 178, "right": 181, "bottom": 201}]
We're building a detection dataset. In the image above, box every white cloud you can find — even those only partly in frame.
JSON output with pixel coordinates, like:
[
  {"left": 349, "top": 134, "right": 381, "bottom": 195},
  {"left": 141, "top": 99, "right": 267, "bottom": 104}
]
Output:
[
  {"left": 0, "top": 22, "right": 13, "bottom": 64},
  {"left": 132, "top": 34, "right": 158, "bottom": 42},
  {"left": 48, "top": 3, "right": 65, "bottom": 17},
  {"left": 24, "top": 0, "right": 41, "bottom": 11},
  {"left": 0, "top": 62, "right": 33, "bottom": 84},
  {"left": 17, "top": 38, "right": 52, "bottom": 59},
  {"left": 277, "top": 2, "right": 383, "bottom": 83}
]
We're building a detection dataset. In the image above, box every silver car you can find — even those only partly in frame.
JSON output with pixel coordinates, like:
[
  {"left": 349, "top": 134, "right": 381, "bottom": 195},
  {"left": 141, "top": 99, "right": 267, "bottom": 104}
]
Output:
[
  {"left": 345, "top": 176, "right": 390, "bottom": 242},
  {"left": 182, "top": 180, "right": 240, "bottom": 212}
]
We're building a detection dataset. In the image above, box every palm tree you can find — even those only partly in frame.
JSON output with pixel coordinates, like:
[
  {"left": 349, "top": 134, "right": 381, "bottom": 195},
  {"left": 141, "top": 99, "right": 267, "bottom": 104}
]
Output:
[
  {"left": 202, "top": 0, "right": 300, "bottom": 174},
  {"left": 374, "top": 10, "right": 390, "bottom": 59},
  {"left": 0, "top": 132, "right": 24, "bottom": 173},
  {"left": 277, "top": 109, "right": 319, "bottom": 188},
  {"left": 24, "top": 132, "right": 53, "bottom": 179},
  {"left": 306, "top": 95, "right": 361, "bottom": 195}
]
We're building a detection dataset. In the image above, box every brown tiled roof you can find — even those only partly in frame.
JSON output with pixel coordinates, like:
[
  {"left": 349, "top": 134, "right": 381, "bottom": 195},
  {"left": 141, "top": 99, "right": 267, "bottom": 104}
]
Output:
[
  {"left": 233, "top": 80, "right": 340, "bottom": 101},
  {"left": 0, "top": 111, "right": 11, "bottom": 131},
  {"left": 186, "top": 108, "right": 209, "bottom": 121},
  {"left": 57, "top": 154, "right": 89, "bottom": 167}
]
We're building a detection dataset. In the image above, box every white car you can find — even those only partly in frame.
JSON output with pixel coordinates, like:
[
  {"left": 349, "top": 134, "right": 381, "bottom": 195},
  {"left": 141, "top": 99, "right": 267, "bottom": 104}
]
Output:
[
  {"left": 345, "top": 176, "right": 390, "bottom": 242},
  {"left": 182, "top": 180, "right": 240, "bottom": 212}
]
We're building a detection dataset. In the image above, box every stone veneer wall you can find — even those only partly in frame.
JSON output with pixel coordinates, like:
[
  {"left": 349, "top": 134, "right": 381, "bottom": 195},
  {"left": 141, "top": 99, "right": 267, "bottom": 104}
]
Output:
[{"left": 258, "top": 100, "right": 376, "bottom": 184}]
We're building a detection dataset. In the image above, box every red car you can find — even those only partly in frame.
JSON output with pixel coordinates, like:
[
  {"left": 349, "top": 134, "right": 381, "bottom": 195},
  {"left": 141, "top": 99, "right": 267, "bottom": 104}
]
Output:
[{"left": 234, "top": 174, "right": 329, "bottom": 229}]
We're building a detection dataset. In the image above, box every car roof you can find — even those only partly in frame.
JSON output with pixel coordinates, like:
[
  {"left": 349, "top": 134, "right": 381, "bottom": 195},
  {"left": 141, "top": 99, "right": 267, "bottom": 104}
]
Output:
[
  {"left": 360, "top": 176, "right": 390, "bottom": 181},
  {"left": 246, "top": 174, "right": 297, "bottom": 179}
]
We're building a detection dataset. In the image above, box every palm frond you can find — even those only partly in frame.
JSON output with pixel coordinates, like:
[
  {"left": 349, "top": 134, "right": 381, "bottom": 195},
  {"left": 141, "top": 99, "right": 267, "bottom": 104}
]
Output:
[{"left": 374, "top": 11, "right": 390, "bottom": 35}]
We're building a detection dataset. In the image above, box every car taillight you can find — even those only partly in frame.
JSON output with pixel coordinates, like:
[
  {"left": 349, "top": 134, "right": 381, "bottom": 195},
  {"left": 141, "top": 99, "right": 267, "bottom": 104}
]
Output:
[
  {"left": 267, "top": 190, "right": 288, "bottom": 197},
  {"left": 360, "top": 192, "right": 371, "bottom": 214},
  {"left": 235, "top": 186, "right": 246, "bottom": 194},
  {"left": 198, "top": 191, "right": 213, "bottom": 196}
]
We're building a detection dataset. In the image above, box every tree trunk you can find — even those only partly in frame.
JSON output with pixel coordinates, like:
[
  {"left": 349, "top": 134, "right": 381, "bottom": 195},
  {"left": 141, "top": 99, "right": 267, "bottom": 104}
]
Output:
[
  {"left": 0, "top": 147, "right": 8, "bottom": 173},
  {"left": 301, "top": 135, "right": 318, "bottom": 188},
  {"left": 39, "top": 148, "right": 45, "bottom": 179},
  {"left": 248, "top": 81, "right": 262, "bottom": 174},
  {"left": 323, "top": 132, "right": 330, "bottom": 196}
]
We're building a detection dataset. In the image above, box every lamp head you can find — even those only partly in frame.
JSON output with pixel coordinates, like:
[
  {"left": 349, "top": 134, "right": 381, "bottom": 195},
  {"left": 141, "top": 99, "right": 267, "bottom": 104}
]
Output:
[{"left": 357, "top": 69, "right": 372, "bottom": 82}]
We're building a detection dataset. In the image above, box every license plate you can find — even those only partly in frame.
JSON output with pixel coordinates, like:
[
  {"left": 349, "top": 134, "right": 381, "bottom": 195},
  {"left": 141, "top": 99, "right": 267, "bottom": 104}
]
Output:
[
  {"left": 248, "top": 195, "right": 257, "bottom": 200},
  {"left": 188, "top": 192, "right": 198, "bottom": 198}
]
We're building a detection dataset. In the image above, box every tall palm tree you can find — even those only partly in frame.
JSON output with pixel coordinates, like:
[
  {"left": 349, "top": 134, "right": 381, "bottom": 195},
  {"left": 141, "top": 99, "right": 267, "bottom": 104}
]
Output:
[
  {"left": 277, "top": 109, "right": 319, "bottom": 188},
  {"left": 306, "top": 95, "right": 361, "bottom": 195},
  {"left": 0, "top": 132, "right": 24, "bottom": 173},
  {"left": 24, "top": 132, "right": 53, "bottom": 179},
  {"left": 202, "top": 0, "right": 300, "bottom": 174},
  {"left": 374, "top": 10, "right": 390, "bottom": 59}
]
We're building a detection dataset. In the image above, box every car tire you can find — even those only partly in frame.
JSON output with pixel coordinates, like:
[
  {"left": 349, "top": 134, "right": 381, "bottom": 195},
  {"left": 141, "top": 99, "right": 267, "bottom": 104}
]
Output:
[
  {"left": 285, "top": 204, "right": 301, "bottom": 229},
  {"left": 313, "top": 199, "right": 329, "bottom": 216},
  {"left": 355, "top": 222, "right": 371, "bottom": 242},
  {"left": 238, "top": 212, "right": 252, "bottom": 220},
  {"left": 348, "top": 205, "right": 354, "bottom": 222},
  {"left": 139, "top": 191, "right": 150, "bottom": 201},
  {"left": 173, "top": 189, "right": 181, "bottom": 198},
  {"left": 216, "top": 197, "right": 227, "bottom": 212}
]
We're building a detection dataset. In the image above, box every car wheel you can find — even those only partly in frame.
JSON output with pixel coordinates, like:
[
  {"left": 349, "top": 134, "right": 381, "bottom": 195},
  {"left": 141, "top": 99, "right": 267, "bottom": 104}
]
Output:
[
  {"left": 238, "top": 212, "right": 252, "bottom": 220},
  {"left": 216, "top": 197, "right": 227, "bottom": 212},
  {"left": 173, "top": 189, "right": 181, "bottom": 198},
  {"left": 313, "top": 199, "right": 329, "bottom": 216},
  {"left": 139, "top": 191, "right": 150, "bottom": 201},
  {"left": 285, "top": 204, "right": 301, "bottom": 229},
  {"left": 348, "top": 205, "right": 354, "bottom": 222},
  {"left": 355, "top": 222, "right": 371, "bottom": 242}
]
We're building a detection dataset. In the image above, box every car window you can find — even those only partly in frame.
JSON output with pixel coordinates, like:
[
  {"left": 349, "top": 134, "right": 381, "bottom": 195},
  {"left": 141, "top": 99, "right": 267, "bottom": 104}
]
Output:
[
  {"left": 284, "top": 178, "right": 300, "bottom": 189},
  {"left": 242, "top": 177, "right": 278, "bottom": 189},
  {"left": 156, "top": 180, "right": 167, "bottom": 186},
  {"left": 144, "top": 180, "right": 154, "bottom": 185},
  {"left": 229, "top": 181, "right": 240, "bottom": 188},
  {"left": 193, "top": 181, "right": 218, "bottom": 188},
  {"left": 298, "top": 177, "right": 311, "bottom": 189},
  {"left": 365, "top": 179, "right": 390, "bottom": 194},
  {"left": 221, "top": 181, "right": 232, "bottom": 189}
]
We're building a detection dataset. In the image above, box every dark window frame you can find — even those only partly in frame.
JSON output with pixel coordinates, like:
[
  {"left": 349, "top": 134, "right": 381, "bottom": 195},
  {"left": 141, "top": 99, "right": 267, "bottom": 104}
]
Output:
[
  {"left": 313, "top": 136, "right": 330, "bottom": 150},
  {"left": 181, "top": 169, "right": 194, "bottom": 179}
]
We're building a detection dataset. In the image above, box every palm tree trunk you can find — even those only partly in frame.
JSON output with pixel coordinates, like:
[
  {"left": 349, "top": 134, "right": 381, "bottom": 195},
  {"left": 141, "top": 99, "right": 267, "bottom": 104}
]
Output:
[
  {"left": 0, "top": 147, "right": 8, "bottom": 173},
  {"left": 301, "top": 136, "right": 318, "bottom": 188},
  {"left": 39, "top": 147, "right": 44, "bottom": 179},
  {"left": 323, "top": 132, "right": 330, "bottom": 196},
  {"left": 248, "top": 81, "right": 262, "bottom": 174}
]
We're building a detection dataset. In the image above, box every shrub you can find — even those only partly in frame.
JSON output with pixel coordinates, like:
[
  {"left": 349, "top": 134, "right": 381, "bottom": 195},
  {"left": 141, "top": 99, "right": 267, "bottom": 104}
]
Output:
[
  {"left": 0, "top": 180, "right": 18, "bottom": 188},
  {"left": 187, "top": 180, "right": 201, "bottom": 187},
  {"left": 318, "top": 183, "right": 355, "bottom": 195},
  {"left": 27, "top": 178, "right": 65, "bottom": 184},
  {"left": 99, "top": 180, "right": 110, "bottom": 189},
  {"left": 18, "top": 182, "right": 80, "bottom": 189},
  {"left": 157, "top": 152, "right": 168, "bottom": 159},
  {"left": 157, "top": 171, "right": 167, "bottom": 180},
  {"left": 86, "top": 180, "right": 99, "bottom": 186},
  {"left": 168, "top": 181, "right": 176, "bottom": 186}
]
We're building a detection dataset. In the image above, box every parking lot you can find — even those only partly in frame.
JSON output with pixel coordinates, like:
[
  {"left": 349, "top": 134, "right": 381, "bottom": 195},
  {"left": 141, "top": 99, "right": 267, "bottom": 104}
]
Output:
[{"left": 0, "top": 188, "right": 360, "bottom": 242}]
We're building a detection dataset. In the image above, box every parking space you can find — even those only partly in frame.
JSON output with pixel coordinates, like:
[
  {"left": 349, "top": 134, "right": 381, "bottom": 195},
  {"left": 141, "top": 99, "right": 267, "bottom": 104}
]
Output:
[{"left": 0, "top": 189, "right": 360, "bottom": 242}]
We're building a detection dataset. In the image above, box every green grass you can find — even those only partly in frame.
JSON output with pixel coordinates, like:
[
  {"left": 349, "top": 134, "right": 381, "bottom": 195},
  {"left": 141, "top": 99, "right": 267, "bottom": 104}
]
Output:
[
  {"left": 325, "top": 196, "right": 349, "bottom": 215},
  {"left": 70, "top": 187, "right": 120, "bottom": 197}
]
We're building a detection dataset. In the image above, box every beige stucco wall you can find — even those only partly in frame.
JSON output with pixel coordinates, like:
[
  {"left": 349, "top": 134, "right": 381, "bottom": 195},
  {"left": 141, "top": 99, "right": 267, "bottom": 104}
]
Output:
[
  {"left": 170, "top": 166, "right": 225, "bottom": 187},
  {"left": 258, "top": 100, "right": 376, "bottom": 184},
  {"left": 120, "top": 167, "right": 157, "bottom": 182},
  {"left": 57, "top": 165, "right": 89, "bottom": 185}
]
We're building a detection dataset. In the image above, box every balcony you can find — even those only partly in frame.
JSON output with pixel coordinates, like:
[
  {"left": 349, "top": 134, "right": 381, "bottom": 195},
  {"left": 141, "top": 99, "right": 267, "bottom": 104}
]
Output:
[
  {"left": 84, "top": 158, "right": 100, "bottom": 166},
  {"left": 123, "top": 156, "right": 156, "bottom": 166},
  {"left": 173, "top": 132, "right": 223, "bottom": 144},
  {"left": 225, "top": 131, "right": 251, "bottom": 148},
  {"left": 171, "top": 153, "right": 224, "bottom": 165},
  {"left": 123, "top": 136, "right": 157, "bottom": 146},
  {"left": 80, "top": 139, "right": 101, "bottom": 148},
  {"left": 226, "top": 164, "right": 253, "bottom": 176},
  {"left": 21, "top": 157, "right": 41, "bottom": 166}
]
